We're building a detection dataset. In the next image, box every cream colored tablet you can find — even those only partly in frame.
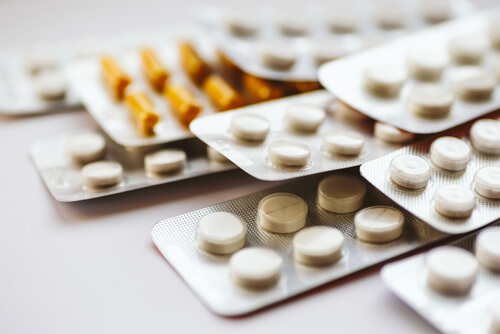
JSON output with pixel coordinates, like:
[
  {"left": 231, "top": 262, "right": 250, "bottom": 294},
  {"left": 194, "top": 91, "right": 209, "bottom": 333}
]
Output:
[
  {"left": 407, "top": 48, "right": 449, "bottom": 81},
  {"left": 434, "top": 185, "right": 475, "bottom": 218},
  {"left": 448, "top": 34, "right": 488, "bottom": 64},
  {"left": 197, "top": 212, "right": 247, "bottom": 255},
  {"left": 334, "top": 101, "right": 370, "bottom": 122},
  {"left": 268, "top": 141, "right": 310, "bottom": 168},
  {"left": 354, "top": 206, "right": 404, "bottom": 243},
  {"left": 476, "top": 227, "right": 500, "bottom": 272},
  {"left": 374, "top": 122, "right": 414, "bottom": 144},
  {"left": 66, "top": 132, "right": 106, "bottom": 164},
  {"left": 230, "top": 114, "right": 270, "bottom": 141},
  {"left": 258, "top": 193, "right": 307, "bottom": 233},
  {"left": 317, "top": 174, "right": 366, "bottom": 213},
  {"left": 26, "top": 46, "right": 58, "bottom": 74},
  {"left": 364, "top": 63, "right": 406, "bottom": 97},
  {"left": 207, "top": 146, "right": 231, "bottom": 163},
  {"left": 258, "top": 41, "right": 297, "bottom": 70},
  {"left": 285, "top": 104, "right": 325, "bottom": 133},
  {"left": 420, "top": 0, "right": 451, "bottom": 23},
  {"left": 430, "top": 136, "right": 471, "bottom": 171},
  {"left": 326, "top": 7, "right": 358, "bottom": 33},
  {"left": 224, "top": 10, "right": 260, "bottom": 37},
  {"left": 452, "top": 66, "right": 496, "bottom": 100},
  {"left": 426, "top": 246, "right": 478, "bottom": 295},
  {"left": 373, "top": 4, "right": 406, "bottom": 30},
  {"left": 81, "top": 161, "right": 123, "bottom": 188},
  {"left": 144, "top": 149, "right": 186, "bottom": 174},
  {"left": 230, "top": 248, "right": 282, "bottom": 289},
  {"left": 470, "top": 119, "right": 500, "bottom": 155},
  {"left": 492, "top": 303, "right": 500, "bottom": 334},
  {"left": 276, "top": 11, "right": 310, "bottom": 36},
  {"left": 310, "top": 40, "right": 347, "bottom": 65},
  {"left": 490, "top": 20, "right": 500, "bottom": 49},
  {"left": 293, "top": 226, "right": 344, "bottom": 266},
  {"left": 323, "top": 131, "right": 364, "bottom": 156},
  {"left": 35, "top": 70, "right": 67, "bottom": 100},
  {"left": 389, "top": 154, "right": 431, "bottom": 189},
  {"left": 474, "top": 167, "right": 500, "bottom": 199},
  {"left": 408, "top": 84, "right": 454, "bottom": 118}
]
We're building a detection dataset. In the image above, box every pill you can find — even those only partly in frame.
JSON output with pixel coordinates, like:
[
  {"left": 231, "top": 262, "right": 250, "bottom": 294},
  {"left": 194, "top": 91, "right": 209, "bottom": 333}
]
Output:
[
  {"left": 218, "top": 51, "right": 244, "bottom": 85},
  {"left": 164, "top": 84, "right": 202, "bottom": 127},
  {"left": 144, "top": 149, "right": 186, "bottom": 174},
  {"left": 25, "top": 46, "right": 58, "bottom": 74},
  {"left": 326, "top": 7, "right": 359, "bottom": 33},
  {"left": 207, "top": 146, "right": 231, "bottom": 163},
  {"left": 179, "top": 41, "right": 211, "bottom": 85},
  {"left": 470, "top": 119, "right": 500, "bottom": 155},
  {"left": 448, "top": 34, "right": 488, "bottom": 65},
  {"left": 101, "top": 56, "right": 131, "bottom": 101},
  {"left": 230, "top": 114, "right": 270, "bottom": 141},
  {"left": 230, "top": 248, "right": 282, "bottom": 289},
  {"left": 124, "top": 90, "right": 160, "bottom": 136},
  {"left": 197, "top": 212, "right": 247, "bottom": 255},
  {"left": 492, "top": 304, "right": 500, "bottom": 334},
  {"left": 310, "top": 40, "right": 347, "bottom": 65},
  {"left": 474, "top": 167, "right": 500, "bottom": 199},
  {"left": 242, "top": 74, "right": 285, "bottom": 103},
  {"left": 285, "top": 80, "right": 322, "bottom": 94},
  {"left": 285, "top": 104, "right": 325, "bottom": 133},
  {"left": 258, "top": 193, "right": 307, "bottom": 233},
  {"left": 434, "top": 185, "right": 475, "bottom": 218},
  {"left": 323, "top": 131, "right": 365, "bottom": 156},
  {"left": 293, "top": 227, "right": 344, "bottom": 266},
  {"left": 476, "top": 227, "right": 500, "bottom": 273},
  {"left": 354, "top": 206, "right": 404, "bottom": 243},
  {"left": 276, "top": 11, "right": 310, "bottom": 36},
  {"left": 390, "top": 154, "right": 431, "bottom": 189},
  {"left": 140, "top": 48, "right": 170, "bottom": 93},
  {"left": 66, "top": 132, "right": 106, "bottom": 164},
  {"left": 81, "top": 161, "right": 123, "bottom": 188},
  {"left": 374, "top": 122, "right": 415, "bottom": 144},
  {"left": 34, "top": 69, "right": 67, "bottom": 100},
  {"left": 333, "top": 101, "right": 370, "bottom": 122},
  {"left": 268, "top": 141, "right": 310, "bottom": 168},
  {"left": 317, "top": 174, "right": 367, "bottom": 213},
  {"left": 426, "top": 246, "right": 478, "bottom": 295},
  {"left": 224, "top": 10, "right": 260, "bottom": 37},
  {"left": 430, "top": 136, "right": 471, "bottom": 171},
  {"left": 452, "top": 66, "right": 496, "bottom": 101},
  {"left": 364, "top": 63, "right": 406, "bottom": 97},
  {"left": 490, "top": 20, "right": 500, "bottom": 49},
  {"left": 419, "top": 0, "right": 451, "bottom": 23},
  {"left": 408, "top": 84, "right": 454, "bottom": 118},
  {"left": 373, "top": 3, "right": 406, "bottom": 30},
  {"left": 258, "top": 41, "right": 297, "bottom": 71},
  {"left": 202, "top": 74, "right": 244, "bottom": 111},
  {"left": 407, "top": 48, "right": 449, "bottom": 81}
]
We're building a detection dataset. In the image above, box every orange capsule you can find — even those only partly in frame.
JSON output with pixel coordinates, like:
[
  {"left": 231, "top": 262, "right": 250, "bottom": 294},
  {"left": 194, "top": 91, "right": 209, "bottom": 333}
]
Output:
[
  {"left": 217, "top": 50, "right": 243, "bottom": 86},
  {"left": 164, "top": 84, "right": 203, "bottom": 127},
  {"left": 141, "top": 48, "right": 170, "bottom": 92},
  {"left": 242, "top": 74, "right": 285, "bottom": 103},
  {"left": 101, "top": 56, "right": 131, "bottom": 100},
  {"left": 202, "top": 74, "right": 245, "bottom": 111},
  {"left": 286, "top": 80, "right": 322, "bottom": 94},
  {"left": 179, "top": 42, "right": 211, "bottom": 85},
  {"left": 124, "top": 90, "right": 160, "bottom": 136}
]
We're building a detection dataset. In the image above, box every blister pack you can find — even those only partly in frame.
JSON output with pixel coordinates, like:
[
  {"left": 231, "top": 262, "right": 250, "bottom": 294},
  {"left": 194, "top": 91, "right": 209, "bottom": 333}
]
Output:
[
  {"left": 152, "top": 168, "right": 450, "bottom": 316},
  {"left": 319, "top": 9, "right": 500, "bottom": 134},
  {"left": 381, "top": 224, "right": 500, "bottom": 334},
  {"left": 29, "top": 129, "right": 235, "bottom": 202}
]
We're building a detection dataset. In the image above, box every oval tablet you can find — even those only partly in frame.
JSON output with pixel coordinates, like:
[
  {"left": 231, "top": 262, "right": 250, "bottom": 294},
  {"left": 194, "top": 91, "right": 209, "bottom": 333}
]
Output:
[
  {"left": 310, "top": 40, "right": 347, "bottom": 65},
  {"left": 434, "top": 185, "right": 475, "bottom": 218},
  {"left": 476, "top": 227, "right": 500, "bottom": 272},
  {"left": 326, "top": 7, "right": 358, "bottom": 33},
  {"left": 81, "top": 161, "right": 123, "bottom": 188},
  {"left": 285, "top": 104, "right": 325, "bottom": 133},
  {"left": 268, "top": 141, "right": 310, "bottom": 168},
  {"left": 317, "top": 174, "right": 366, "bottom": 213},
  {"left": 452, "top": 66, "right": 496, "bottom": 101},
  {"left": 364, "top": 63, "right": 407, "bottom": 97},
  {"left": 407, "top": 48, "right": 449, "bottom": 81},
  {"left": 35, "top": 70, "right": 67, "bottom": 100},
  {"left": 373, "top": 4, "right": 406, "bottom": 30},
  {"left": 224, "top": 10, "right": 260, "bottom": 37},
  {"left": 230, "top": 114, "right": 270, "bottom": 141},
  {"left": 144, "top": 149, "right": 186, "bottom": 174},
  {"left": 470, "top": 119, "right": 500, "bottom": 155},
  {"left": 66, "top": 132, "right": 106, "bottom": 164},
  {"left": 323, "top": 131, "right": 364, "bottom": 156},
  {"left": 426, "top": 246, "right": 478, "bottom": 295},
  {"left": 334, "top": 101, "right": 370, "bottom": 122},
  {"left": 420, "top": 0, "right": 451, "bottom": 23},
  {"left": 374, "top": 122, "right": 414, "bottom": 144},
  {"left": 25, "top": 46, "right": 58, "bottom": 74},
  {"left": 430, "top": 136, "right": 471, "bottom": 171},
  {"left": 293, "top": 226, "right": 344, "bottom": 266},
  {"left": 390, "top": 154, "right": 431, "bottom": 189},
  {"left": 490, "top": 20, "right": 500, "bottom": 49},
  {"left": 408, "top": 84, "right": 454, "bottom": 118},
  {"left": 230, "top": 248, "right": 282, "bottom": 289},
  {"left": 276, "top": 11, "right": 310, "bottom": 36},
  {"left": 448, "top": 34, "right": 488, "bottom": 64},
  {"left": 258, "top": 41, "right": 297, "bottom": 70},
  {"left": 258, "top": 193, "right": 307, "bottom": 234},
  {"left": 197, "top": 212, "right": 247, "bottom": 255},
  {"left": 474, "top": 167, "right": 500, "bottom": 199}
]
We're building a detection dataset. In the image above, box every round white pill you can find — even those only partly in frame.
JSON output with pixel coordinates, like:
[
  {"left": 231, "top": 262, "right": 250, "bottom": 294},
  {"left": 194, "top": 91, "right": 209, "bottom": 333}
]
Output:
[
  {"left": 364, "top": 63, "right": 407, "bottom": 97},
  {"left": 476, "top": 227, "right": 500, "bottom": 272},
  {"left": 326, "top": 7, "right": 359, "bottom": 33},
  {"left": 276, "top": 11, "right": 310, "bottom": 36},
  {"left": 492, "top": 303, "right": 500, "bottom": 334},
  {"left": 452, "top": 66, "right": 496, "bottom": 101},
  {"left": 144, "top": 149, "right": 186, "bottom": 174},
  {"left": 407, "top": 48, "right": 449, "bottom": 81},
  {"left": 448, "top": 34, "right": 488, "bottom": 64},
  {"left": 390, "top": 154, "right": 431, "bottom": 189},
  {"left": 81, "top": 161, "right": 123, "bottom": 188},
  {"left": 354, "top": 206, "right": 404, "bottom": 243},
  {"left": 25, "top": 46, "right": 58, "bottom": 74},
  {"left": 66, "top": 132, "right": 106, "bottom": 164},
  {"left": 323, "top": 131, "right": 364, "bottom": 156},
  {"left": 317, "top": 174, "right": 367, "bottom": 213},
  {"left": 230, "top": 248, "right": 282, "bottom": 289},
  {"left": 408, "top": 84, "right": 454, "bottom": 118},
  {"left": 230, "top": 114, "right": 270, "bottom": 141},
  {"left": 293, "top": 226, "right": 344, "bottom": 266},
  {"left": 258, "top": 41, "right": 297, "bottom": 70},
  {"left": 197, "top": 212, "right": 247, "bottom": 255},
  {"left": 490, "top": 20, "right": 500, "bottom": 49},
  {"left": 434, "top": 185, "right": 475, "bottom": 218},
  {"left": 474, "top": 167, "right": 500, "bottom": 199},
  {"left": 268, "top": 141, "right": 310, "bottom": 168},
  {"left": 430, "top": 136, "right": 471, "bottom": 171},
  {"left": 419, "top": 0, "right": 451, "bottom": 23},
  {"left": 373, "top": 3, "right": 406, "bottom": 30},
  {"left": 333, "top": 101, "right": 370, "bottom": 122},
  {"left": 285, "top": 104, "right": 325, "bottom": 133},
  {"left": 310, "top": 40, "right": 347, "bottom": 65},
  {"left": 35, "top": 70, "right": 67, "bottom": 100},
  {"left": 426, "top": 246, "right": 478, "bottom": 295},
  {"left": 258, "top": 193, "right": 307, "bottom": 234},
  {"left": 207, "top": 146, "right": 231, "bottom": 163},
  {"left": 374, "top": 122, "right": 415, "bottom": 144},
  {"left": 224, "top": 10, "right": 260, "bottom": 37},
  {"left": 470, "top": 119, "right": 500, "bottom": 155}
]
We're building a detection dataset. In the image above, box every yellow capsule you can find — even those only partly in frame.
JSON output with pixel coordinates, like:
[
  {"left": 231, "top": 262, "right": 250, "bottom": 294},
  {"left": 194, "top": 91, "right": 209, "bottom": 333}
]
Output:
[
  {"left": 202, "top": 74, "right": 245, "bottom": 111},
  {"left": 124, "top": 91, "right": 160, "bottom": 136},
  {"left": 217, "top": 50, "right": 243, "bottom": 86},
  {"left": 164, "top": 84, "right": 203, "bottom": 127},
  {"left": 141, "top": 48, "right": 170, "bottom": 93},
  {"left": 242, "top": 74, "right": 285, "bottom": 103},
  {"left": 179, "top": 41, "right": 211, "bottom": 85},
  {"left": 101, "top": 56, "right": 131, "bottom": 100},
  {"left": 286, "top": 80, "right": 322, "bottom": 94}
]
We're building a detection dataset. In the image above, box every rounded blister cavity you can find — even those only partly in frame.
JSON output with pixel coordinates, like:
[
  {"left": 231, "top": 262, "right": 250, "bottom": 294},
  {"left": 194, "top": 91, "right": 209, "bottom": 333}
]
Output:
[
  {"left": 258, "top": 41, "right": 297, "bottom": 70},
  {"left": 323, "top": 131, "right": 364, "bottom": 156},
  {"left": 207, "top": 146, "right": 231, "bottom": 163},
  {"left": 317, "top": 174, "right": 366, "bottom": 213},
  {"left": 81, "top": 160, "right": 123, "bottom": 188},
  {"left": 276, "top": 11, "right": 310, "bottom": 36},
  {"left": 407, "top": 48, "right": 449, "bottom": 81},
  {"left": 470, "top": 119, "right": 500, "bottom": 155},
  {"left": 326, "top": 7, "right": 358, "bottom": 33},
  {"left": 293, "top": 226, "right": 344, "bottom": 267},
  {"left": 476, "top": 227, "right": 500, "bottom": 272},
  {"left": 364, "top": 63, "right": 407, "bottom": 97},
  {"left": 389, "top": 154, "right": 431, "bottom": 190},
  {"left": 354, "top": 206, "right": 404, "bottom": 243},
  {"left": 224, "top": 9, "right": 260, "bottom": 37},
  {"left": 426, "top": 246, "right": 478, "bottom": 295},
  {"left": 430, "top": 136, "right": 471, "bottom": 171},
  {"left": 268, "top": 141, "right": 310, "bottom": 168},
  {"left": 490, "top": 19, "right": 500, "bottom": 49},
  {"left": 474, "top": 167, "right": 500, "bottom": 199},
  {"left": 334, "top": 101, "right": 370, "bottom": 122},
  {"left": 492, "top": 303, "right": 500, "bottom": 334},
  {"left": 310, "top": 40, "right": 347, "bottom": 65},
  {"left": 66, "top": 132, "right": 106, "bottom": 164},
  {"left": 374, "top": 122, "right": 414, "bottom": 144},
  {"left": 373, "top": 2, "right": 406, "bottom": 30},
  {"left": 434, "top": 185, "right": 475, "bottom": 218},
  {"left": 144, "top": 149, "right": 186, "bottom": 174},
  {"left": 285, "top": 104, "right": 325, "bottom": 133},
  {"left": 197, "top": 212, "right": 247, "bottom": 255},
  {"left": 419, "top": 0, "right": 452, "bottom": 23},
  {"left": 451, "top": 66, "right": 496, "bottom": 101},
  {"left": 448, "top": 34, "right": 488, "bottom": 65},
  {"left": 230, "top": 247, "right": 282, "bottom": 289},
  {"left": 258, "top": 193, "right": 307, "bottom": 234},
  {"left": 35, "top": 69, "right": 67, "bottom": 100},
  {"left": 230, "top": 113, "right": 270, "bottom": 141},
  {"left": 408, "top": 84, "right": 454, "bottom": 118},
  {"left": 25, "top": 45, "right": 58, "bottom": 74}
]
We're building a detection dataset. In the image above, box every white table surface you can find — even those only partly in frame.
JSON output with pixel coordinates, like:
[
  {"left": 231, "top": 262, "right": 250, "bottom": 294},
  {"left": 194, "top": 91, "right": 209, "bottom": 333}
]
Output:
[{"left": 0, "top": 0, "right": 488, "bottom": 332}]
